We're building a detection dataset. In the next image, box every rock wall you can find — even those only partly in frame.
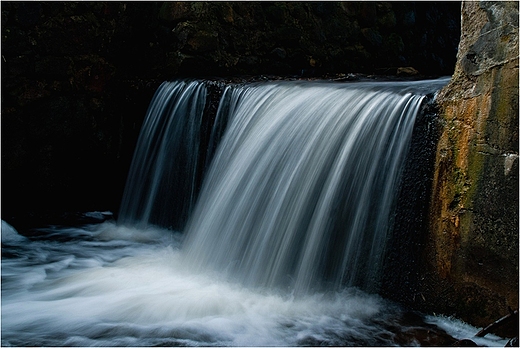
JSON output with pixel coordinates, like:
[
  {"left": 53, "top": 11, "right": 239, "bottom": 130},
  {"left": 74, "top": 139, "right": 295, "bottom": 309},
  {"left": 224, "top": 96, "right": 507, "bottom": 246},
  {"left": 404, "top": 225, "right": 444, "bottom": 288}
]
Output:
[
  {"left": 1, "top": 2, "right": 163, "bottom": 219},
  {"left": 156, "top": 1, "right": 460, "bottom": 76},
  {"left": 423, "top": 1, "right": 518, "bottom": 336},
  {"left": 1, "top": 1, "right": 461, "bottom": 220}
]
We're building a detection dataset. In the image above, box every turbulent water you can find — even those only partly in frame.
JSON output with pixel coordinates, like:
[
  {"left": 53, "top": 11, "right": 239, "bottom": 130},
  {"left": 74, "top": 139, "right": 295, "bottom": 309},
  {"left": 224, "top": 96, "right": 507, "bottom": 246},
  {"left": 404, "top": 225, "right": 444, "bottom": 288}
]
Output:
[
  {"left": 1, "top": 79, "right": 510, "bottom": 346},
  {"left": 183, "top": 80, "right": 437, "bottom": 294},
  {"left": 0, "top": 219, "right": 509, "bottom": 346}
]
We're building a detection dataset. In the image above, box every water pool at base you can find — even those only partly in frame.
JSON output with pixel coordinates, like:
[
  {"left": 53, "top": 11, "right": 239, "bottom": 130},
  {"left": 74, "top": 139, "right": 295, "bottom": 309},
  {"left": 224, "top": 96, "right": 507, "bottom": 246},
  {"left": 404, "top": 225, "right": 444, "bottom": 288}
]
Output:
[{"left": 1, "top": 219, "right": 509, "bottom": 347}]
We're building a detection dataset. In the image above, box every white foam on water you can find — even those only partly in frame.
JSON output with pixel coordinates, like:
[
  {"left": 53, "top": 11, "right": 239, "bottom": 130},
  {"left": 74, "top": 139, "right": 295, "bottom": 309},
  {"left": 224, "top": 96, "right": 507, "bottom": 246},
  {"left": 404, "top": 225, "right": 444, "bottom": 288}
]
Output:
[
  {"left": 425, "top": 315, "right": 511, "bottom": 347},
  {"left": 1, "top": 220, "right": 27, "bottom": 243},
  {"left": 1, "top": 222, "right": 509, "bottom": 346},
  {"left": 0, "top": 223, "right": 396, "bottom": 346}
]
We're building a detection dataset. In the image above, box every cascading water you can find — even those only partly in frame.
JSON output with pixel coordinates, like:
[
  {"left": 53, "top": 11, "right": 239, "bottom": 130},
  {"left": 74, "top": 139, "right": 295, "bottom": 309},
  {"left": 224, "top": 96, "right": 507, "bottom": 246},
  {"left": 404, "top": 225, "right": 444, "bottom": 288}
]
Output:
[
  {"left": 3, "top": 77, "right": 508, "bottom": 346},
  {"left": 182, "top": 81, "right": 435, "bottom": 294},
  {"left": 118, "top": 80, "right": 208, "bottom": 230}
]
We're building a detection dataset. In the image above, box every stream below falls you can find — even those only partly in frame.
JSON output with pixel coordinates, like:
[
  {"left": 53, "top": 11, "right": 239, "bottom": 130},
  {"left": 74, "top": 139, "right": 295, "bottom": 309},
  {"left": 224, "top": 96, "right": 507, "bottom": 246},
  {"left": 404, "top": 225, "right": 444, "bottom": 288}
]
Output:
[{"left": 1, "top": 217, "right": 509, "bottom": 347}]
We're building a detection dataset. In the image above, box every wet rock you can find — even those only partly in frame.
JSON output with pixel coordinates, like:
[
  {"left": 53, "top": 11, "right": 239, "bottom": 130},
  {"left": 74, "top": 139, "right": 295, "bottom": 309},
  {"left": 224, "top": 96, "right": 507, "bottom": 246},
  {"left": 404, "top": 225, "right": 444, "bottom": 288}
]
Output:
[
  {"left": 397, "top": 66, "right": 419, "bottom": 76},
  {"left": 423, "top": 0, "right": 519, "bottom": 337},
  {"left": 357, "top": 2, "right": 378, "bottom": 27}
]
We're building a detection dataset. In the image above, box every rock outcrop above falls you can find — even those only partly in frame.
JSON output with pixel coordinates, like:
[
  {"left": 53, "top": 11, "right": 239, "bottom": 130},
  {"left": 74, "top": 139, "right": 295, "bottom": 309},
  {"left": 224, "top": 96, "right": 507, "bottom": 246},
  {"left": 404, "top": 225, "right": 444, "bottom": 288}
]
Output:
[{"left": 424, "top": 1, "right": 518, "bottom": 337}]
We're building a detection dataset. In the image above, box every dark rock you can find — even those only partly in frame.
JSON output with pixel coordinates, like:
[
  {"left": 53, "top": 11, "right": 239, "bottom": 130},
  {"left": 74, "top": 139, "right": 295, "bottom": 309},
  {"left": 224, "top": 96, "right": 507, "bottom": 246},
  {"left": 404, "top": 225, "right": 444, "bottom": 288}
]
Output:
[
  {"left": 361, "top": 27, "right": 383, "bottom": 48},
  {"left": 422, "top": 0, "right": 519, "bottom": 337},
  {"left": 397, "top": 66, "right": 419, "bottom": 76},
  {"left": 385, "top": 33, "right": 405, "bottom": 55},
  {"left": 377, "top": 5, "right": 397, "bottom": 29},
  {"left": 454, "top": 339, "right": 479, "bottom": 346},
  {"left": 34, "top": 56, "right": 71, "bottom": 77},
  {"left": 270, "top": 47, "right": 287, "bottom": 60},
  {"left": 158, "top": 2, "right": 193, "bottom": 23},
  {"left": 187, "top": 30, "right": 219, "bottom": 53},
  {"left": 264, "top": 4, "right": 286, "bottom": 25},
  {"left": 275, "top": 25, "right": 302, "bottom": 46},
  {"left": 402, "top": 10, "right": 416, "bottom": 27},
  {"left": 14, "top": 2, "right": 43, "bottom": 28},
  {"left": 311, "top": 2, "right": 335, "bottom": 18},
  {"left": 505, "top": 337, "right": 519, "bottom": 347}
]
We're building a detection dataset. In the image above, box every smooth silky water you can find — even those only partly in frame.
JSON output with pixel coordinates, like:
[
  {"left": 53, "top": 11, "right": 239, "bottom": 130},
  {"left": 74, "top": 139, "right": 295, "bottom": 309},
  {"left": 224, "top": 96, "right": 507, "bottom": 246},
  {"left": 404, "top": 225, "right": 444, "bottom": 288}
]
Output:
[{"left": 1, "top": 80, "right": 509, "bottom": 346}]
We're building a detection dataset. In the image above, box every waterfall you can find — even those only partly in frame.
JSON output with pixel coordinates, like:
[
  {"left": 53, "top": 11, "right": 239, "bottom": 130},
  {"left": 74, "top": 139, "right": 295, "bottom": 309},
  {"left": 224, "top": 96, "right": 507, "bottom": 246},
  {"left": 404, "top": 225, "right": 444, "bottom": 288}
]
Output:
[
  {"left": 8, "top": 76, "right": 506, "bottom": 347},
  {"left": 118, "top": 80, "right": 208, "bottom": 230},
  {"left": 119, "top": 78, "right": 450, "bottom": 294}
]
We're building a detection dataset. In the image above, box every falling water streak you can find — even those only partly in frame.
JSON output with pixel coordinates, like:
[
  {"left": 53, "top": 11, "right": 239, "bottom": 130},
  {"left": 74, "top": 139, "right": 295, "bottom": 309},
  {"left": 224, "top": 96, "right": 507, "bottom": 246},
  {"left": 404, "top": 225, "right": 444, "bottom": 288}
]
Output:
[
  {"left": 118, "top": 80, "right": 207, "bottom": 229},
  {"left": 181, "top": 80, "right": 443, "bottom": 295},
  {"left": 293, "top": 93, "right": 426, "bottom": 292},
  {"left": 204, "top": 85, "right": 234, "bottom": 170}
]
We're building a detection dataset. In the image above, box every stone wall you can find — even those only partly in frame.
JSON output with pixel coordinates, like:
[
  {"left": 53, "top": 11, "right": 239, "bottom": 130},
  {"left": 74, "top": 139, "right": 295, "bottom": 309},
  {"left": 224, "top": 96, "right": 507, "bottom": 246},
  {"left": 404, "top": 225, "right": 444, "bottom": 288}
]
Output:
[{"left": 423, "top": 1, "right": 518, "bottom": 336}]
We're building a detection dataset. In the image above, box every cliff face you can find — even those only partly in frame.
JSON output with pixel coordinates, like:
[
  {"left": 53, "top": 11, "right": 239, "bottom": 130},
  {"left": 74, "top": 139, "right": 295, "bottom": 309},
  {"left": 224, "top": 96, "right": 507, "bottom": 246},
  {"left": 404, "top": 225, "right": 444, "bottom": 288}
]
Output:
[{"left": 425, "top": 1, "right": 518, "bottom": 335}]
